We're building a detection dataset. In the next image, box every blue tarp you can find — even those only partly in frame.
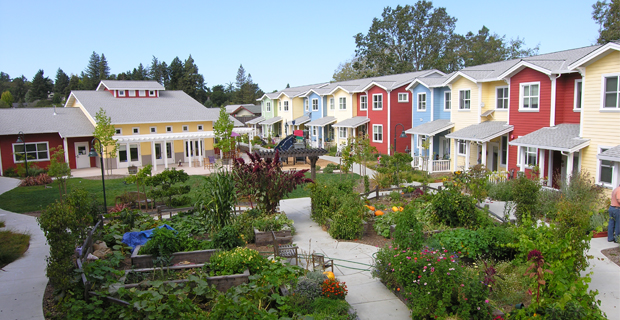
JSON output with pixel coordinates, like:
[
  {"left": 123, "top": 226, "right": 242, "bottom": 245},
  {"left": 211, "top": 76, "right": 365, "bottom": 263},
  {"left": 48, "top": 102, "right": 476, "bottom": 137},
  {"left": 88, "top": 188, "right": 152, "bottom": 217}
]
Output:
[{"left": 122, "top": 224, "right": 175, "bottom": 251}]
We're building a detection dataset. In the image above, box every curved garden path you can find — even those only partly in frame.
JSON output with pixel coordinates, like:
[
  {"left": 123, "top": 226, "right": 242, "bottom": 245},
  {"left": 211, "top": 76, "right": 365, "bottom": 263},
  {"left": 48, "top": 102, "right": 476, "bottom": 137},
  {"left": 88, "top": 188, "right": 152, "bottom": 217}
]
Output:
[{"left": 0, "top": 176, "right": 48, "bottom": 320}]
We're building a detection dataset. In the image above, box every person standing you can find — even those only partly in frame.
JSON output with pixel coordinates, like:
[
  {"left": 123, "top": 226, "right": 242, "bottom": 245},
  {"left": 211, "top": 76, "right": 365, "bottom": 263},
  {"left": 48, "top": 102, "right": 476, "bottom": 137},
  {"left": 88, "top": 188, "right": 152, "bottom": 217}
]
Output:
[{"left": 609, "top": 184, "right": 620, "bottom": 242}]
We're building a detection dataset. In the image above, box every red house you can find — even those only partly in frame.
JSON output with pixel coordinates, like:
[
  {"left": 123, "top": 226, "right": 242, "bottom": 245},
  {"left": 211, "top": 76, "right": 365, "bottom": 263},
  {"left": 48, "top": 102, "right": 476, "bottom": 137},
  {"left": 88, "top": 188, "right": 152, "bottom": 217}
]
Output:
[{"left": 0, "top": 107, "right": 95, "bottom": 175}]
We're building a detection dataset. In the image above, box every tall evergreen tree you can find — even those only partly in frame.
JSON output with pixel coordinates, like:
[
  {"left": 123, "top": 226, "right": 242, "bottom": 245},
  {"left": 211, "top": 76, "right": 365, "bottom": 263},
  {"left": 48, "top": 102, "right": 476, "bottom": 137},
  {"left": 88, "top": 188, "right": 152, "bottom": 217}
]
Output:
[
  {"left": 84, "top": 51, "right": 101, "bottom": 89},
  {"left": 54, "top": 69, "right": 70, "bottom": 97},
  {"left": 131, "top": 63, "right": 148, "bottom": 80},
  {"left": 167, "top": 57, "right": 184, "bottom": 90},
  {"left": 11, "top": 75, "right": 29, "bottom": 103},
  {"left": 179, "top": 55, "right": 205, "bottom": 100},
  {"left": 0, "top": 72, "right": 10, "bottom": 94},
  {"left": 66, "top": 75, "right": 80, "bottom": 98},
  {"left": 593, "top": 0, "right": 620, "bottom": 44},
  {"left": 99, "top": 53, "right": 110, "bottom": 81},
  {"left": 235, "top": 64, "right": 247, "bottom": 90},
  {"left": 29, "top": 69, "right": 53, "bottom": 101},
  {"left": 459, "top": 26, "right": 538, "bottom": 67}
]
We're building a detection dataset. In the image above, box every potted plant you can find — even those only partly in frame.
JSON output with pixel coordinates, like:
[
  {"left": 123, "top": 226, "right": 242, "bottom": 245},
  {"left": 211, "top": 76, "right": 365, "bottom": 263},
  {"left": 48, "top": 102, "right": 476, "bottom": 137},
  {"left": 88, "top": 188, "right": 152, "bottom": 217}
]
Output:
[
  {"left": 590, "top": 209, "right": 609, "bottom": 238},
  {"left": 128, "top": 165, "right": 138, "bottom": 174}
]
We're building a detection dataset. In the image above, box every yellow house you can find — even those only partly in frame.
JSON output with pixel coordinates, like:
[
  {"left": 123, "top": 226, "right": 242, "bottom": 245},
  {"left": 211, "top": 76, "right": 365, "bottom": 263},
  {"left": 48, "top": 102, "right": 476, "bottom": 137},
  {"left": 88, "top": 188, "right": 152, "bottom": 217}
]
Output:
[
  {"left": 569, "top": 42, "right": 620, "bottom": 188},
  {"left": 65, "top": 80, "right": 238, "bottom": 171}
]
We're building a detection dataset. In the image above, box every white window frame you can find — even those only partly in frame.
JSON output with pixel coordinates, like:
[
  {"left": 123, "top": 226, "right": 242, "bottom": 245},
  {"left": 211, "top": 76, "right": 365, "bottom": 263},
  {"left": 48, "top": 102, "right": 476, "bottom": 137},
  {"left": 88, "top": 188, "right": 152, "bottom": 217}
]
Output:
[
  {"left": 372, "top": 94, "right": 383, "bottom": 110},
  {"left": 339, "top": 97, "right": 346, "bottom": 110},
  {"left": 398, "top": 92, "right": 409, "bottom": 102},
  {"left": 312, "top": 126, "right": 317, "bottom": 136},
  {"left": 305, "top": 99, "right": 309, "bottom": 111},
  {"left": 574, "top": 79, "right": 583, "bottom": 111},
  {"left": 197, "top": 124, "right": 203, "bottom": 131},
  {"left": 132, "top": 127, "right": 140, "bottom": 135},
  {"left": 139, "top": 90, "right": 146, "bottom": 97},
  {"left": 597, "top": 147, "right": 614, "bottom": 187},
  {"left": 417, "top": 93, "right": 427, "bottom": 111},
  {"left": 602, "top": 74, "right": 620, "bottom": 110},
  {"left": 457, "top": 140, "right": 467, "bottom": 155},
  {"left": 372, "top": 124, "right": 383, "bottom": 142},
  {"left": 150, "top": 126, "right": 156, "bottom": 133},
  {"left": 182, "top": 125, "right": 189, "bottom": 132},
  {"left": 283, "top": 101, "right": 289, "bottom": 111},
  {"left": 500, "top": 136, "right": 508, "bottom": 166},
  {"left": 266, "top": 102, "right": 271, "bottom": 112},
  {"left": 360, "top": 95, "right": 367, "bottom": 110},
  {"left": 279, "top": 101, "right": 282, "bottom": 111},
  {"left": 339, "top": 127, "right": 347, "bottom": 139},
  {"left": 330, "top": 98, "right": 335, "bottom": 110},
  {"left": 129, "top": 90, "right": 136, "bottom": 97},
  {"left": 517, "top": 146, "right": 538, "bottom": 167},
  {"left": 149, "top": 90, "right": 155, "bottom": 97},
  {"left": 115, "top": 128, "right": 122, "bottom": 135},
  {"left": 444, "top": 91, "right": 451, "bottom": 110},
  {"left": 312, "top": 98, "right": 319, "bottom": 111},
  {"left": 118, "top": 90, "right": 125, "bottom": 97},
  {"left": 519, "top": 82, "right": 540, "bottom": 111},
  {"left": 12, "top": 141, "right": 50, "bottom": 163},
  {"left": 166, "top": 126, "right": 172, "bottom": 132},
  {"left": 496, "top": 86, "right": 509, "bottom": 110},
  {"left": 459, "top": 89, "right": 471, "bottom": 110}
]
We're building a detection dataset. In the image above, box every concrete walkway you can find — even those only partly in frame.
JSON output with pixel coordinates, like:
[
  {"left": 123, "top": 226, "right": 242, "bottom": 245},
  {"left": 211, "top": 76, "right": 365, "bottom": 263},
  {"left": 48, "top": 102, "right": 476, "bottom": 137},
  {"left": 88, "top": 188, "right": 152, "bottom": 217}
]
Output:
[
  {"left": 0, "top": 176, "right": 48, "bottom": 320},
  {"left": 280, "top": 198, "right": 410, "bottom": 320}
]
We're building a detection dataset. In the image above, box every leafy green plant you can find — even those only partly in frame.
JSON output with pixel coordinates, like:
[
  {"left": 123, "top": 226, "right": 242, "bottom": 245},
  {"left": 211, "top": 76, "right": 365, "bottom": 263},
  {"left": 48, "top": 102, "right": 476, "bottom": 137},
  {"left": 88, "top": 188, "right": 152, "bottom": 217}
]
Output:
[
  {"left": 146, "top": 168, "right": 190, "bottom": 207},
  {"left": 373, "top": 211, "right": 399, "bottom": 238},
  {"left": 392, "top": 204, "right": 423, "bottom": 250},
  {"left": 208, "top": 247, "right": 267, "bottom": 275},
  {"left": 435, "top": 226, "right": 517, "bottom": 261},
  {"left": 47, "top": 146, "right": 71, "bottom": 198},
  {"left": 429, "top": 182, "right": 479, "bottom": 228},
  {"left": 327, "top": 194, "right": 365, "bottom": 240},
  {"left": 294, "top": 275, "right": 323, "bottom": 299},
  {"left": 253, "top": 213, "right": 293, "bottom": 232},
  {"left": 194, "top": 170, "right": 237, "bottom": 233},
  {"left": 511, "top": 174, "right": 540, "bottom": 224},
  {"left": 140, "top": 227, "right": 181, "bottom": 261},
  {"left": 211, "top": 224, "right": 244, "bottom": 250},
  {"left": 487, "top": 180, "right": 514, "bottom": 201}
]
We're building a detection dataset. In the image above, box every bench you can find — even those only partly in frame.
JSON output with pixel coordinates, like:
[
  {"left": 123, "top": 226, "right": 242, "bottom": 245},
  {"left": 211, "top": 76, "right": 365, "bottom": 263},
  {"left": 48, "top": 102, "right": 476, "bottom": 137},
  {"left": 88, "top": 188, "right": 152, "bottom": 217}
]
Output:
[{"left": 271, "top": 231, "right": 298, "bottom": 265}]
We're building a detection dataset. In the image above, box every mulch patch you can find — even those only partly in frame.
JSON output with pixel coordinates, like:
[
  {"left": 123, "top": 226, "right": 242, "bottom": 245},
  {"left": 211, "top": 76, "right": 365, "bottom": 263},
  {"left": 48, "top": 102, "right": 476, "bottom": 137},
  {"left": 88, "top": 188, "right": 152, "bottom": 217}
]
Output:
[{"left": 601, "top": 246, "right": 620, "bottom": 267}]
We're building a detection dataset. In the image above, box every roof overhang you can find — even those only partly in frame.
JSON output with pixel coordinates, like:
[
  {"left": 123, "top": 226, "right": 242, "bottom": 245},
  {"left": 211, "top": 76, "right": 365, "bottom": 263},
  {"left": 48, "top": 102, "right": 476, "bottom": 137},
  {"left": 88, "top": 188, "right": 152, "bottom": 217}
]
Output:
[
  {"left": 114, "top": 131, "right": 214, "bottom": 142},
  {"left": 359, "top": 81, "right": 389, "bottom": 92},
  {"left": 509, "top": 139, "right": 590, "bottom": 153},
  {"left": 331, "top": 117, "right": 370, "bottom": 128},
  {"left": 328, "top": 86, "right": 352, "bottom": 95},
  {"left": 497, "top": 61, "right": 552, "bottom": 79},
  {"left": 446, "top": 124, "right": 513, "bottom": 143},
  {"left": 442, "top": 71, "right": 478, "bottom": 86},
  {"left": 246, "top": 116, "right": 265, "bottom": 125},
  {"left": 261, "top": 116, "right": 283, "bottom": 125},
  {"left": 405, "top": 121, "right": 454, "bottom": 136},
  {"left": 306, "top": 116, "right": 337, "bottom": 127},
  {"left": 568, "top": 42, "right": 620, "bottom": 69},
  {"left": 291, "top": 115, "right": 311, "bottom": 125},
  {"left": 406, "top": 79, "right": 428, "bottom": 91}
]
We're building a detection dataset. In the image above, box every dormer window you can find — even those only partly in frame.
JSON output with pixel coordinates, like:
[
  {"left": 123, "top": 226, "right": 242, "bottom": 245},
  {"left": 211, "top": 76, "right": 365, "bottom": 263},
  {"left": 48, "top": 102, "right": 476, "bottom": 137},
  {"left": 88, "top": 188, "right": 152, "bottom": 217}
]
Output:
[
  {"left": 139, "top": 90, "right": 146, "bottom": 97},
  {"left": 118, "top": 90, "right": 125, "bottom": 97},
  {"left": 149, "top": 90, "right": 155, "bottom": 97},
  {"left": 129, "top": 90, "right": 136, "bottom": 97}
]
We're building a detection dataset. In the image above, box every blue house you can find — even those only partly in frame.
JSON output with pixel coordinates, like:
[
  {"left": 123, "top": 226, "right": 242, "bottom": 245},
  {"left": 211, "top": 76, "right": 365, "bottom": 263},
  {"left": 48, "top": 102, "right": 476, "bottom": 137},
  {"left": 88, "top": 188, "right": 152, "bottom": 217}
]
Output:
[
  {"left": 303, "top": 87, "right": 336, "bottom": 148},
  {"left": 405, "top": 74, "right": 454, "bottom": 173}
]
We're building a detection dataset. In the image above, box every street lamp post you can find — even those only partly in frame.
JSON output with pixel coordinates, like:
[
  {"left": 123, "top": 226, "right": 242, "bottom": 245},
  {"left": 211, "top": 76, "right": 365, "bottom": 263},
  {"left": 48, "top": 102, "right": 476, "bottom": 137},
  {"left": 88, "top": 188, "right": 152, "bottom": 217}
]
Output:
[
  {"left": 89, "top": 138, "right": 107, "bottom": 221},
  {"left": 393, "top": 123, "right": 407, "bottom": 154},
  {"left": 15, "top": 131, "right": 28, "bottom": 177}
]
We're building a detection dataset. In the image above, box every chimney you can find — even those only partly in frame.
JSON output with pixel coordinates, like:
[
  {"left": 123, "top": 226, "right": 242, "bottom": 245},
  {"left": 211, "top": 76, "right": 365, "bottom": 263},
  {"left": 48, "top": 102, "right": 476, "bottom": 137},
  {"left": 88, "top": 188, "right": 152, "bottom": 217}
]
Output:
[{"left": 53, "top": 105, "right": 57, "bottom": 115}]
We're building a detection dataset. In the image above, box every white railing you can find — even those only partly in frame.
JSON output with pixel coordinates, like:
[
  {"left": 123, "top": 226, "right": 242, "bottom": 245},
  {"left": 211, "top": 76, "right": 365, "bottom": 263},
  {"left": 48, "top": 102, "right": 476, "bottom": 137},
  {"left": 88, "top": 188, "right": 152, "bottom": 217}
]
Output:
[
  {"left": 411, "top": 156, "right": 422, "bottom": 169},
  {"left": 431, "top": 160, "right": 451, "bottom": 172},
  {"left": 488, "top": 171, "right": 509, "bottom": 184}
]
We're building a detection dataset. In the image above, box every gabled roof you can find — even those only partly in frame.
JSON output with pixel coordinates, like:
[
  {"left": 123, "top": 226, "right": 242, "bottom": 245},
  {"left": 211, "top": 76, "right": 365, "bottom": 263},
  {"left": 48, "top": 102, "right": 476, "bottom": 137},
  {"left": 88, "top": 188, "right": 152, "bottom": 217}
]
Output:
[
  {"left": 279, "top": 83, "right": 330, "bottom": 99},
  {"left": 406, "top": 73, "right": 454, "bottom": 91},
  {"left": 225, "top": 104, "right": 260, "bottom": 115},
  {"left": 568, "top": 41, "right": 620, "bottom": 69},
  {"left": 355, "top": 70, "right": 443, "bottom": 92},
  {"left": 67, "top": 90, "right": 220, "bottom": 125},
  {"left": 0, "top": 107, "right": 95, "bottom": 138},
  {"left": 509, "top": 124, "right": 589, "bottom": 153},
  {"left": 261, "top": 116, "right": 283, "bottom": 125},
  {"left": 405, "top": 119, "right": 454, "bottom": 136},
  {"left": 598, "top": 144, "right": 620, "bottom": 162},
  {"left": 257, "top": 92, "right": 281, "bottom": 101},
  {"left": 246, "top": 116, "right": 265, "bottom": 125},
  {"left": 306, "top": 116, "right": 337, "bottom": 127},
  {"left": 292, "top": 114, "right": 311, "bottom": 125},
  {"left": 445, "top": 121, "right": 513, "bottom": 143},
  {"left": 97, "top": 80, "right": 165, "bottom": 91},
  {"left": 331, "top": 116, "right": 370, "bottom": 128}
]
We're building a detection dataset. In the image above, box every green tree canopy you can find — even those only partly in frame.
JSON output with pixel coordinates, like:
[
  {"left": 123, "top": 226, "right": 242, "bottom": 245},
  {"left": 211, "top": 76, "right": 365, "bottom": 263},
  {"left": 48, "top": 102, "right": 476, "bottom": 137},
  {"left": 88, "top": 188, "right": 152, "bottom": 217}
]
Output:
[
  {"left": 29, "top": 69, "right": 53, "bottom": 102},
  {"left": 459, "top": 26, "right": 539, "bottom": 67},
  {"left": 54, "top": 68, "right": 70, "bottom": 99},
  {"left": 593, "top": 0, "right": 620, "bottom": 44},
  {"left": 1, "top": 90, "right": 14, "bottom": 108},
  {"left": 93, "top": 108, "right": 118, "bottom": 175},
  {"left": 214, "top": 107, "right": 234, "bottom": 154}
]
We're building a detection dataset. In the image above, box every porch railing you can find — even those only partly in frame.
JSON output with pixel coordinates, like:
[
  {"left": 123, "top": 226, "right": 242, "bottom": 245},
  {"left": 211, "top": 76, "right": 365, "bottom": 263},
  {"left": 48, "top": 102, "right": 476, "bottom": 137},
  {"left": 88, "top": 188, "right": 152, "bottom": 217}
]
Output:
[
  {"left": 411, "top": 156, "right": 451, "bottom": 173},
  {"left": 431, "top": 160, "right": 451, "bottom": 173}
]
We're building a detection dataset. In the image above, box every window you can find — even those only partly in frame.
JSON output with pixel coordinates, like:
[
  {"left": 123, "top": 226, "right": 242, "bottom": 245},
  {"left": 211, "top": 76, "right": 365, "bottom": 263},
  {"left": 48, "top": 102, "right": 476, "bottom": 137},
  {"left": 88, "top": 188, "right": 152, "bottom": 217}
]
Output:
[
  {"left": 574, "top": 80, "right": 582, "bottom": 110},
  {"left": 360, "top": 95, "right": 367, "bottom": 110},
  {"left": 372, "top": 94, "right": 383, "bottom": 110},
  {"left": 266, "top": 102, "right": 271, "bottom": 112},
  {"left": 132, "top": 127, "right": 139, "bottom": 134},
  {"left": 496, "top": 87, "right": 509, "bottom": 109},
  {"left": 166, "top": 126, "right": 172, "bottom": 132},
  {"left": 444, "top": 91, "right": 451, "bottom": 110},
  {"left": 312, "top": 99, "right": 319, "bottom": 111},
  {"left": 599, "top": 148, "right": 614, "bottom": 185},
  {"left": 339, "top": 127, "right": 347, "bottom": 139},
  {"left": 197, "top": 125, "right": 203, "bottom": 131},
  {"left": 372, "top": 124, "right": 383, "bottom": 142},
  {"left": 13, "top": 142, "right": 49, "bottom": 162},
  {"left": 279, "top": 101, "right": 282, "bottom": 111},
  {"left": 520, "top": 83, "right": 539, "bottom": 110},
  {"left": 330, "top": 98, "right": 335, "bottom": 110},
  {"left": 398, "top": 93, "right": 408, "bottom": 102},
  {"left": 129, "top": 90, "right": 136, "bottom": 97},
  {"left": 149, "top": 90, "right": 155, "bottom": 97},
  {"left": 182, "top": 125, "right": 188, "bottom": 132},
  {"left": 518, "top": 146, "right": 538, "bottom": 167},
  {"left": 283, "top": 101, "right": 289, "bottom": 111},
  {"left": 339, "top": 97, "right": 346, "bottom": 110},
  {"left": 312, "top": 126, "right": 317, "bottom": 136},
  {"left": 604, "top": 76, "right": 620, "bottom": 108},
  {"left": 417, "top": 93, "right": 427, "bottom": 111},
  {"left": 305, "top": 99, "right": 309, "bottom": 111},
  {"left": 501, "top": 136, "right": 508, "bottom": 166},
  {"left": 115, "top": 128, "right": 122, "bottom": 135},
  {"left": 457, "top": 140, "right": 467, "bottom": 155},
  {"left": 139, "top": 90, "right": 146, "bottom": 97},
  {"left": 118, "top": 90, "right": 125, "bottom": 97},
  {"left": 150, "top": 127, "right": 156, "bottom": 133},
  {"left": 459, "top": 90, "right": 471, "bottom": 110}
]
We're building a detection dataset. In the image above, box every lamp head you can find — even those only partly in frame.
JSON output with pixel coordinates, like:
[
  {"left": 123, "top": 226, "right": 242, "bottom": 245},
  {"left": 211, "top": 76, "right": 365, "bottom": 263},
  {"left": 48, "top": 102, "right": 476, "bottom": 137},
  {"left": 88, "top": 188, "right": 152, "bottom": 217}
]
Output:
[
  {"left": 88, "top": 147, "right": 98, "bottom": 158},
  {"left": 400, "top": 131, "right": 407, "bottom": 138},
  {"left": 16, "top": 135, "right": 23, "bottom": 143}
]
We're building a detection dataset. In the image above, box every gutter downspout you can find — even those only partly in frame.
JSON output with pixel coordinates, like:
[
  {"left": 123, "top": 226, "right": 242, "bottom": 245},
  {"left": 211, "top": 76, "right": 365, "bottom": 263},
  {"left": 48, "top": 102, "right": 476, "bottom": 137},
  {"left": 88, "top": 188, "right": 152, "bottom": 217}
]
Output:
[
  {"left": 387, "top": 90, "right": 391, "bottom": 155},
  {"left": 550, "top": 74, "right": 561, "bottom": 127}
]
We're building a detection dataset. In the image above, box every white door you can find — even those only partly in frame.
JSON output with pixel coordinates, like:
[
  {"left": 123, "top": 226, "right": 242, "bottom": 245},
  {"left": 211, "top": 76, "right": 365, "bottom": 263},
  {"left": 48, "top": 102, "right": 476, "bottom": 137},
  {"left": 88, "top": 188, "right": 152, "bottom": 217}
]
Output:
[
  {"left": 118, "top": 143, "right": 141, "bottom": 168},
  {"left": 154, "top": 142, "right": 174, "bottom": 165},
  {"left": 487, "top": 142, "right": 499, "bottom": 171},
  {"left": 75, "top": 142, "right": 90, "bottom": 168}
]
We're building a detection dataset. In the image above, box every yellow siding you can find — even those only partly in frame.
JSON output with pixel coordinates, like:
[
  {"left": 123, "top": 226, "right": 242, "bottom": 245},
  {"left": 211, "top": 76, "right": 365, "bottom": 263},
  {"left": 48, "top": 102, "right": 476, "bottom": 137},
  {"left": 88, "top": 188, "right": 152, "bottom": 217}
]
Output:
[
  {"left": 352, "top": 93, "right": 358, "bottom": 117},
  {"left": 481, "top": 81, "right": 509, "bottom": 122},
  {"left": 450, "top": 77, "right": 479, "bottom": 130},
  {"left": 332, "top": 89, "right": 353, "bottom": 122},
  {"left": 581, "top": 51, "right": 620, "bottom": 183},
  {"left": 292, "top": 97, "right": 304, "bottom": 119},
  {"left": 114, "top": 121, "right": 215, "bottom": 155}
]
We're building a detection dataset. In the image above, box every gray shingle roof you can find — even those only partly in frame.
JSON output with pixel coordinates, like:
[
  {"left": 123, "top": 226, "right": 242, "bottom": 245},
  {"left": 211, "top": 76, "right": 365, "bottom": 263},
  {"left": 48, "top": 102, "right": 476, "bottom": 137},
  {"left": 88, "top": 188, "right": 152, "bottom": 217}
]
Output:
[
  {"left": 332, "top": 116, "right": 370, "bottom": 128},
  {"left": 509, "top": 124, "right": 589, "bottom": 152},
  {"left": 306, "top": 116, "right": 337, "bottom": 127},
  {"left": 405, "top": 119, "right": 454, "bottom": 136},
  {"left": 445, "top": 121, "right": 513, "bottom": 142},
  {"left": 261, "top": 116, "right": 282, "bottom": 125},
  {"left": 98, "top": 80, "right": 165, "bottom": 91},
  {"left": 246, "top": 116, "right": 265, "bottom": 125},
  {"left": 0, "top": 107, "right": 95, "bottom": 138},
  {"left": 225, "top": 104, "right": 260, "bottom": 114},
  {"left": 230, "top": 116, "right": 244, "bottom": 127},
  {"left": 292, "top": 114, "right": 311, "bottom": 125},
  {"left": 598, "top": 145, "right": 620, "bottom": 162},
  {"left": 70, "top": 90, "right": 220, "bottom": 125}
]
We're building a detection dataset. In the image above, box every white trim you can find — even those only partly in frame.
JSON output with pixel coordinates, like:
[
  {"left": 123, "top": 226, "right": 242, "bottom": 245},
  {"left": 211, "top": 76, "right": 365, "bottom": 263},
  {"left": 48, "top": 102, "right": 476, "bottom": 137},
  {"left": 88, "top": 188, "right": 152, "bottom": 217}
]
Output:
[
  {"left": 197, "top": 124, "right": 203, "bottom": 131},
  {"left": 283, "top": 100, "right": 289, "bottom": 112},
  {"left": 166, "top": 126, "right": 172, "bottom": 132},
  {"left": 132, "top": 127, "right": 140, "bottom": 134},
  {"left": 360, "top": 95, "right": 368, "bottom": 110},
  {"left": 115, "top": 128, "right": 122, "bottom": 135},
  {"left": 372, "top": 94, "right": 383, "bottom": 110},
  {"left": 339, "top": 127, "right": 347, "bottom": 139},
  {"left": 550, "top": 76, "right": 557, "bottom": 126},
  {"left": 118, "top": 90, "right": 125, "bottom": 97},
  {"left": 574, "top": 79, "right": 583, "bottom": 111},
  {"left": 339, "top": 97, "right": 347, "bottom": 110},
  {"left": 444, "top": 91, "right": 451, "bottom": 110},
  {"left": 457, "top": 140, "right": 466, "bottom": 156},
  {"left": 329, "top": 98, "right": 335, "bottom": 110},
  {"left": 516, "top": 145, "right": 538, "bottom": 168},
  {"left": 304, "top": 99, "right": 309, "bottom": 111},
  {"left": 519, "top": 82, "right": 540, "bottom": 111},
  {"left": 139, "top": 90, "right": 146, "bottom": 97},
  {"left": 597, "top": 146, "right": 615, "bottom": 187},
  {"left": 417, "top": 93, "right": 427, "bottom": 111},
  {"left": 312, "top": 98, "right": 319, "bottom": 111},
  {"left": 149, "top": 90, "right": 156, "bottom": 97},
  {"left": 12, "top": 141, "right": 50, "bottom": 163},
  {"left": 372, "top": 124, "right": 383, "bottom": 142},
  {"left": 398, "top": 92, "right": 409, "bottom": 102},
  {"left": 182, "top": 125, "right": 189, "bottom": 132},
  {"left": 129, "top": 90, "right": 136, "bottom": 97},
  {"left": 458, "top": 89, "right": 471, "bottom": 110},
  {"left": 312, "top": 126, "right": 317, "bottom": 136},
  {"left": 150, "top": 126, "right": 157, "bottom": 133},
  {"left": 601, "top": 73, "right": 620, "bottom": 110},
  {"left": 495, "top": 86, "right": 509, "bottom": 110},
  {"left": 266, "top": 101, "right": 272, "bottom": 112},
  {"left": 568, "top": 42, "right": 620, "bottom": 70}
]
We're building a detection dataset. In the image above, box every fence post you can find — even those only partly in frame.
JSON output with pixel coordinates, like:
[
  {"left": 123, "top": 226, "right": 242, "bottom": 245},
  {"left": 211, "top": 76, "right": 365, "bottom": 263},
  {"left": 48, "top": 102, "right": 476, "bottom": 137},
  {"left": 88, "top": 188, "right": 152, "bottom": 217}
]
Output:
[
  {"left": 157, "top": 206, "right": 162, "bottom": 220},
  {"left": 375, "top": 186, "right": 379, "bottom": 199}
]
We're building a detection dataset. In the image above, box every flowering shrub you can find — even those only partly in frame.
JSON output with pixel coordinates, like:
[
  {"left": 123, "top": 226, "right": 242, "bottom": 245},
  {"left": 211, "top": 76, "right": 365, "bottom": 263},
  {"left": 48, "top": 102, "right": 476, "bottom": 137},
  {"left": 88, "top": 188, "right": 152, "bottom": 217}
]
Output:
[
  {"left": 207, "top": 247, "right": 267, "bottom": 276},
  {"left": 253, "top": 213, "right": 294, "bottom": 232},
  {"left": 429, "top": 182, "right": 479, "bottom": 228},
  {"left": 374, "top": 246, "right": 491, "bottom": 319},
  {"left": 435, "top": 226, "right": 517, "bottom": 261},
  {"left": 321, "top": 278, "right": 347, "bottom": 299}
]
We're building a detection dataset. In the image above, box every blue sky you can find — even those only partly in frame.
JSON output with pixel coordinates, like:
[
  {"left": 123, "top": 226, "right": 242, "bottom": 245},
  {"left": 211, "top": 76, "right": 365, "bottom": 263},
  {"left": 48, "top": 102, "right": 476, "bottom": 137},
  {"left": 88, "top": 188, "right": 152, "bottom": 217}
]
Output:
[{"left": 0, "top": 0, "right": 600, "bottom": 93}]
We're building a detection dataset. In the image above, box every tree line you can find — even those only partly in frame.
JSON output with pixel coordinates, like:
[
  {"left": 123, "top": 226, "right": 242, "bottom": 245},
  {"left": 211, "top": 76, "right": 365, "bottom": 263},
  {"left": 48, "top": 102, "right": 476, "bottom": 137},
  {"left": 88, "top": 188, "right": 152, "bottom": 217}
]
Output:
[{"left": 0, "top": 53, "right": 264, "bottom": 108}]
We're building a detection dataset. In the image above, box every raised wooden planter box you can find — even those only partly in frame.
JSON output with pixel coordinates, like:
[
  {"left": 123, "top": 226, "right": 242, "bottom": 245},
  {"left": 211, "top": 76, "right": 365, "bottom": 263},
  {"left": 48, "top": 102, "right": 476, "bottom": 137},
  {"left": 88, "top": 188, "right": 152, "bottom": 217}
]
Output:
[
  {"left": 131, "top": 246, "right": 218, "bottom": 268},
  {"left": 592, "top": 231, "right": 608, "bottom": 238},
  {"left": 128, "top": 165, "right": 138, "bottom": 174},
  {"left": 254, "top": 228, "right": 292, "bottom": 246}
]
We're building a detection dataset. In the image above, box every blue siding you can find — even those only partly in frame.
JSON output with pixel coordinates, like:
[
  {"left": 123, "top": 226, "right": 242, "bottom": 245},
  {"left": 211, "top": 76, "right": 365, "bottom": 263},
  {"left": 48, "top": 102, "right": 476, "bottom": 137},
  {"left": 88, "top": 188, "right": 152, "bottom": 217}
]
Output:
[
  {"left": 434, "top": 87, "right": 451, "bottom": 120},
  {"left": 411, "top": 85, "right": 452, "bottom": 157}
]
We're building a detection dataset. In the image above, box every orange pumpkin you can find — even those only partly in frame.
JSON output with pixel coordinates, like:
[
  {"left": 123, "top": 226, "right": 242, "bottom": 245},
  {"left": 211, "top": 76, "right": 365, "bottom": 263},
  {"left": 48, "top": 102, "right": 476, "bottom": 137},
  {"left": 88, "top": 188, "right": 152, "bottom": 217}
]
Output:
[
  {"left": 392, "top": 206, "right": 398, "bottom": 212},
  {"left": 375, "top": 210, "right": 384, "bottom": 216},
  {"left": 323, "top": 271, "right": 335, "bottom": 280},
  {"left": 367, "top": 205, "right": 376, "bottom": 211},
  {"left": 399, "top": 207, "right": 404, "bottom": 212}
]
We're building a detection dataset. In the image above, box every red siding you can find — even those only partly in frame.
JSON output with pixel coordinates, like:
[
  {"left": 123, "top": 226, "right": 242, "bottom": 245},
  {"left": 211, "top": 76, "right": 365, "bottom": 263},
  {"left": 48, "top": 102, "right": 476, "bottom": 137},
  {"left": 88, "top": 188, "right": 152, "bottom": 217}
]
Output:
[
  {"left": 115, "top": 90, "right": 158, "bottom": 98},
  {"left": 67, "top": 137, "right": 96, "bottom": 169},
  {"left": 390, "top": 86, "right": 412, "bottom": 154},
  {"left": 357, "top": 93, "right": 368, "bottom": 117},
  {"left": 0, "top": 133, "right": 63, "bottom": 174},
  {"left": 367, "top": 87, "right": 388, "bottom": 154},
  {"left": 555, "top": 73, "right": 581, "bottom": 124}
]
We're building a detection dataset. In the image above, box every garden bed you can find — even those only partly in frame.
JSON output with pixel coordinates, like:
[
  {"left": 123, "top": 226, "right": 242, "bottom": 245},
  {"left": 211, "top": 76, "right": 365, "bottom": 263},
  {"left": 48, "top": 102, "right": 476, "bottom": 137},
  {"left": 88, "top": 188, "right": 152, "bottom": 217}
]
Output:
[
  {"left": 254, "top": 228, "right": 292, "bottom": 246},
  {"left": 130, "top": 245, "right": 218, "bottom": 268}
]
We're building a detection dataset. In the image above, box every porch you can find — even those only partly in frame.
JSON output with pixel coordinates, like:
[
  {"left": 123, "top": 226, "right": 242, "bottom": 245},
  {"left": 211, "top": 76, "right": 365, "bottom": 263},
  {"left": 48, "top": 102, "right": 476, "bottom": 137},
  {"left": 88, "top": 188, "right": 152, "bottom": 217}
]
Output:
[{"left": 411, "top": 156, "right": 451, "bottom": 173}]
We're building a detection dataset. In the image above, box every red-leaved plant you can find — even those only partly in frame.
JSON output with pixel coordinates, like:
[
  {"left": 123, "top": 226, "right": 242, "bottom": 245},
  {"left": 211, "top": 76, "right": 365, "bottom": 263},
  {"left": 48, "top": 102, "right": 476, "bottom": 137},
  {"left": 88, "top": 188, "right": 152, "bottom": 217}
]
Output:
[
  {"left": 233, "top": 151, "right": 313, "bottom": 214},
  {"left": 524, "top": 249, "right": 553, "bottom": 303}
]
